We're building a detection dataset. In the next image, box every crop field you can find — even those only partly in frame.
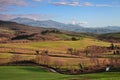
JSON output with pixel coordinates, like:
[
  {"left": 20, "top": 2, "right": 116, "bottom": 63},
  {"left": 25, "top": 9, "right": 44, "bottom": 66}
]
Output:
[
  {"left": 0, "top": 38, "right": 111, "bottom": 66},
  {"left": 0, "top": 66, "right": 120, "bottom": 80},
  {"left": 0, "top": 38, "right": 110, "bottom": 53},
  {"left": 0, "top": 38, "right": 120, "bottom": 80},
  {"left": 0, "top": 38, "right": 119, "bottom": 67}
]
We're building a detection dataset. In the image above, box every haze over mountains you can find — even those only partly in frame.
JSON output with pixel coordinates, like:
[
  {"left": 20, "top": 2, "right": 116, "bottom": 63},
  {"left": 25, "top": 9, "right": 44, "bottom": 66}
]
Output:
[{"left": 11, "top": 17, "right": 120, "bottom": 34}]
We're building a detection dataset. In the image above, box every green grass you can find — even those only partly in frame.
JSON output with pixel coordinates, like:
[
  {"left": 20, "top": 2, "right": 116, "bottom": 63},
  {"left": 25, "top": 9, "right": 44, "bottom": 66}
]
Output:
[
  {"left": 0, "top": 66, "right": 69, "bottom": 80},
  {"left": 48, "top": 33, "right": 72, "bottom": 40},
  {"left": 0, "top": 66, "right": 120, "bottom": 80}
]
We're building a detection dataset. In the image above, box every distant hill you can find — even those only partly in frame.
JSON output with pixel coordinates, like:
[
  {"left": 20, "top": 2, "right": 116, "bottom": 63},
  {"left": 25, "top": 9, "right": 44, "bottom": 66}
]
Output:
[
  {"left": 11, "top": 17, "right": 120, "bottom": 34},
  {"left": 0, "top": 20, "right": 90, "bottom": 42},
  {"left": 98, "top": 32, "right": 120, "bottom": 42},
  {"left": 11, "top": 17, "right": 85, "bottom": 32}
]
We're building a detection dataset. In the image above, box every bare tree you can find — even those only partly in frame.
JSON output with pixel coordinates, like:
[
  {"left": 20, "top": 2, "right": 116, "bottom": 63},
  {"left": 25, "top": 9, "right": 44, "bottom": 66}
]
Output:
[
  {"left": 35, "top": 50, "right": 50, "bottom": 66},
  {"left": 53, "top": 60, "right": 63, "bottom": 69},
  {"left": 11, "top": 54, "right": 21, "bottom": 62},
  {"left": 67, "top": 48, "right": 73, "bottom": 55}
]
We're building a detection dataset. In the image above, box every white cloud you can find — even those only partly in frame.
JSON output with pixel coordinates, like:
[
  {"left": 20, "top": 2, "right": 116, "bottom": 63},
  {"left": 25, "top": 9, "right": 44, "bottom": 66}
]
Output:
[
  {"left": 68, "top": 21, "right": 88, "bottom": 26},
  {"left": 51, "top": 1, "right": 114, "bottom": 7},
  {"left": 0, "top": 0, "right": 27, "bottom": 11},
  {"left": 51, "top": 1, "right": 81, "bottom": 6},
  {"left": 66, "top": 18, "right": 88, "bottom": 26},
  {"left": 95, "top": 4, "right": 112, "bottom": 7},
  {"left": 33, "top": 0, "right": 43, "bottom": 2},
  {"left": 83, "top": 2, "right": 93, "bottom": 6},
  {"left": 79, "top": 21, "right": 88, "bottom": 25},
  {"left": 0, "top": 14, "right": 54, "bottom": 21},
  {"left": 0, "top": 0, "right": 45, "bottom": 12}
]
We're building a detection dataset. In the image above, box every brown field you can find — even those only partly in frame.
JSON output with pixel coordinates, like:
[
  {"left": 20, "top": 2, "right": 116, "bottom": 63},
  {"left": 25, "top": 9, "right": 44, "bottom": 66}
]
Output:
[{"left": 0, "top": 38, "right": 120, "bottom": 69}]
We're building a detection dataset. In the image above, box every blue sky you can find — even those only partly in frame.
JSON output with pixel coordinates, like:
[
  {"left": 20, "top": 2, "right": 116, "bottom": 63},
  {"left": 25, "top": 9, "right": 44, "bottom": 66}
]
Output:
[{"left": 0, "top": 0, "right": 120, "bottom": 27}]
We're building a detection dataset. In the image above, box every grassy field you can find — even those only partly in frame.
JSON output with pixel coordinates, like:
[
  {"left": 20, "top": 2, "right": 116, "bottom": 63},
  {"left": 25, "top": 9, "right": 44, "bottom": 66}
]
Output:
[
  {"left": 0, "top": 28, "right": 15, "bottom": 34},
  {"left": 0, "top": 38, "right": 115, "bottom": 67},
  {"left": 0, "top": 66, "right": 120, "bottom": 80},
  {"left": 0, "top": 38, "right": 110, "bottom": 53},
  {"left": 0, "top": 38, "right": 119, "bottom": 69}
]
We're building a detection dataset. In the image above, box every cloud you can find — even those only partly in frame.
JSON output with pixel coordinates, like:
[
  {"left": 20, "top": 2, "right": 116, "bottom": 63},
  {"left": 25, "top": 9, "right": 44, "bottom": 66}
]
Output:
[
  {"left": 67, "top": 21, "right": 88, "bottom": 27},
  {"left": 0, "top": 0, "right": 45, "bottom": 12},
  {"left": 0, "top": 14, "right": 55, "bottom": 21},
  {"left": 95, "top": 4, "right": 112, "bottom": 7},
  {"left": 66, "top": 17, "right": 88, "bottom": 26},
  {"left": 83, "top": 2, "right": 93, "bottom": 6},
  {"left": 0, "top": 0, "right": 117, "bottom": 12},
  {"left": 51, "top": 1, "right": 113, "bottom": 7},
  {"left": 33, "top": 0, "right": 43, "bottom": 2},
  {"left": 83, "top": 2, "right": 112, "bottom": 7},
  {"left": 0, "top": 0, "right": 27, "bottom": 11},
  {"left": 79, "top": 21, "right": 88, "bottom": 25},
  {"left": 51, "top": 1, "right": 80, "bottom": 6}
]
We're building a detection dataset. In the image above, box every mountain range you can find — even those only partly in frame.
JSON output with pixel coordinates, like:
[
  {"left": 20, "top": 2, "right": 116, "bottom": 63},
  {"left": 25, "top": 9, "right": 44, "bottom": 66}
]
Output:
[{"left": 11, "top": 17, "right": 120, "bottom": 34}]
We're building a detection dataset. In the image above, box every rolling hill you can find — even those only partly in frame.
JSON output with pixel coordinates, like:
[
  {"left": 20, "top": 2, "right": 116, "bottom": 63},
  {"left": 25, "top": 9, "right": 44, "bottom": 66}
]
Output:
[
  {"left": 98, "top": 32, "right": 120, "bottom": 42},
  {"left": 0, "top": 20, "right": 90, "bottom": 42}
]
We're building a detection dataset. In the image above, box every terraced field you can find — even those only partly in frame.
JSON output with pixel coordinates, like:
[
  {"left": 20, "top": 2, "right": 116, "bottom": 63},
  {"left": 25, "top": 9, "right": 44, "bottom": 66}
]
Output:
[
  {"left": 0, "top": 38, "right": 110, "bottom": 53},
  {"left": 0, "top": 38, "right": 115, "bottom": 67}
]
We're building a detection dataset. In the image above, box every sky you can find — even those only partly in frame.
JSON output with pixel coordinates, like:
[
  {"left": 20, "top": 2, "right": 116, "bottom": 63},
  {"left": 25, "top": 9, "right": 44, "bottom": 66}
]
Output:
[{"left": 0, "top": 0, "right": 120, "bottom": 27}]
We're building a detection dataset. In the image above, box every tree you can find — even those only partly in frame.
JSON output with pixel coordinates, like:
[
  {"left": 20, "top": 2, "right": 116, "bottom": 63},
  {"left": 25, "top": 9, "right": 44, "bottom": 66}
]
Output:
[
  {"left": 67, "top": 48, "right": 73, "bottom": 55},
  {"left": 35, "top": 50, "right": 39, "bottom": 55},
  {"left": 113, "top": 50, "right": 120, "bottom": 55},
  {"left": 53, "top": 60, "right": 63, "bottom": 69},
  {"left": 110, "top": 43, "right": 115, "bottom": 50},
  {"left": 78, "top": 63, "right": 84, "bottom": 70},
  {"left": 85, "top": 45, "right": 107, "bottom": 57},
  {"left": 71, "top": 37, "right": 79, "bottom": 41},
  {"left": 11, "top": 54, "right": 21, "bottom": 62},
  {"left": 35, "top": 50, "right": 50, "bottom": 66},
  {"left": 109, "top": 57, "right": 120, "bottom": 67},
  {"left": 84, "top": 47, "right": 89, "bottom": 57}
]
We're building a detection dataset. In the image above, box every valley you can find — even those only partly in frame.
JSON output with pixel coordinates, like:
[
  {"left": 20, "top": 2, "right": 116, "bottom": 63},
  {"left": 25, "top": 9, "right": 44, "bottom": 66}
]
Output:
[
  {"left": 0, "top": 20, "right": 120, "bottom": 80},
  {"left": 0, "top": 0, "right": 120, "bottom": 79}
]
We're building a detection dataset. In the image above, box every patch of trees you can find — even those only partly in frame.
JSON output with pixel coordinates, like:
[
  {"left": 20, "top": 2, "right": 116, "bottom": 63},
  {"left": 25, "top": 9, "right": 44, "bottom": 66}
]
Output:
[
  {"left": 109, "top": 57, "right": 120, "bottom": 67},
  {"left": 84, "top": 45, "right": 108, "bottom": 57},
  {"left": 35, "top": 50, "right": 50, "bottom": 66},
  {"left": 11, "top": 33, "right": 37, "bottom": 40},
  {"left": 52, "top": 60, "right": 64, "bottom": 69},
  {"left": 98, "top": 33, "right": 120, "bottom": 43},
  {"left": 67, "top": 48, "right": 83, "bottom": 56},
  {"left": 109, "top": 43, "right": 120, "bottom": 55},
  {"left": 41, "top": 29, "right": 61, "bottom": 35},
  {"left": 66, "top": 46, "right": 108, "bottom": 57},
  {"left": 10, "top": 54, "right": 22, "bottom": 62},
  {"left": 110, "top": 43, "right": 120, "bottom": 50},
  {"left": 71, "top": 37, "right": 80, "bottom": 41},
  {"left": 113, "top": 50, "right": 120, "bottom": 55}
]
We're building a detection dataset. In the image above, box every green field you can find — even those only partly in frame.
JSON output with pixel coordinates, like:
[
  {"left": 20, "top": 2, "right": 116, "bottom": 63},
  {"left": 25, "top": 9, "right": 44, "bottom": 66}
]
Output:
[{"left": 0, "top": 66, "right": 120, "bottom": 80}]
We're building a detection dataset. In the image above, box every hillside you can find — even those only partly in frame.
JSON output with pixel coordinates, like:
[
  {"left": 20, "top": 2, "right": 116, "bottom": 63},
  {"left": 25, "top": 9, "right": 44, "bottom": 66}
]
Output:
[
  {"left": 11, "top": 17, "right": 120, "bottom": 34},
  {"left": 0, "top": 20, "right": 90, "bottom": 42},
  {"left": 98, "top": 32, "right": 120, "bottom": 42}
]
